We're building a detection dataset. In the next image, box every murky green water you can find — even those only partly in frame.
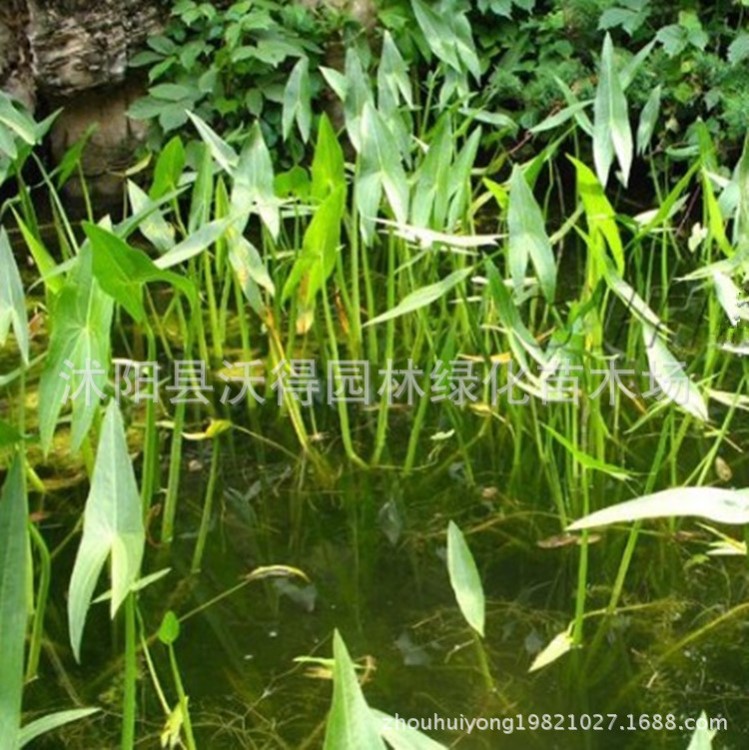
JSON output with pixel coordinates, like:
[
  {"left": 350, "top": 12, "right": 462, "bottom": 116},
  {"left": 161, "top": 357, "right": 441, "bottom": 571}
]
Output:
[{"left": 24, "top": 436, "right": 749, "bottom": 749}]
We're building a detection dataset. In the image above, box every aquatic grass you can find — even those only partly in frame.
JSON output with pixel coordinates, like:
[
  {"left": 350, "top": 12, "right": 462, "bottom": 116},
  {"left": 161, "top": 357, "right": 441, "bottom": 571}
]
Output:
[{"left": 1, "top": 21, "right": 748, "bottom": 745}]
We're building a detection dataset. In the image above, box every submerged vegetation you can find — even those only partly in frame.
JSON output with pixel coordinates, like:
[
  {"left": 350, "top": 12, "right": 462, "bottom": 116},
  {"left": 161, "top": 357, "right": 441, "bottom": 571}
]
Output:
[{"left": 3, "top": 0, "right": 749, "bottom": 747}]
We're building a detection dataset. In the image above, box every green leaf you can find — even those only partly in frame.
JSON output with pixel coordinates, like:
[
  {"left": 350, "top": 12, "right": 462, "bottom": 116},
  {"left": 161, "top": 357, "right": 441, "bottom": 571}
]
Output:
[
  {"left": 642, "top": 323, "right": 707, "bottom": 421},
  {"left": 154, "top": 217, "right": 233, "bottom": 270},
  {"left": 231, "top": 123, "right": 279, "bottom": 239},
  {"left": 18, "top": 709, "right": 100, "bottom": 748},
  {"left": 12, "top": 214, "right": 61, "bottom": 296},
  {"left": 186, "top": 111, "right": 238, "bottom": 175},
  {"left": 282, "top": 56, "right": 312, "bottom": 144},
  {"left": 38, "top": 249, "right": 113, "bottom": 454},
  {"left": 446, "top": 521, "right": 485, "bottom": 637},
  {"left": 686, "top": 712, "right": 717, "bottom": 750},
  {"left": 85, "top": 223, "right": 194, "bottom": 322},
  {"left": 227, "top": 233, "right": 275, "bottom": 316},
  {"left": 0, "top": 94, "right": 38, "bottom": 145},
  {"left": 485, "top": 258, "right": 547, "bottom": 370},
  {"left": 593, "top": 33, "right": 633, "bottom": 186},
  {"left": 734, "top": 133, "right": 749, "bottom": 249},
  {"left": 364, "top": 268, "right": 472, "bottom": 327},
  {"left": 357, "top": 101, "right": 409, "bottom": 243},
  {"left": 342, "top": 48, "right": 372, "bottom": 153},
  {"left": 655, "top": 24, "right": 687, "bottom": 57},
  {"left": 568, "top": 487, "right": 749, "bottom": 531},
  {"left": 158, "top": 611, "right": 181, "bottom": 645},
  {"left": 529, "top": 629, "right": 574, "bottom": 672},
  {"left": 712, "top": 271, "right": 749, "bottom": 327},
  {"left": 530, "top": 101, "right": 592, "bottom": 135},
  {"left": 0, "top": 419, "right": 22, "bottom": 448},
  {"left": 411, "top": 116, "right": 453, "bottom": 228},
  {"left": 603, "top": 262, "right": 667, "bottom": 331},
  {"left": 311, "top": 114, "right": 345, "bottom": 202},
  {"left": 411, "top": 0, "right": 479, "bottom": 79},
  {"left": 447, "top": 126, "right": 482, "bottom": 228},
  {"left": 728, "top": 33, "right": 749, "bottom": 65},
  {"left": 0, "top": 456, "right": 28, "bottom": 748},
  {"left": 150, "top": 135, "right": 186, "bottom": 200},
  {"left": 149, "top": 83, "right": 198, "bottom": 102},
  {"left": 282, "top": 185, "right": 345, "bottom": 312},
  {"left": 568, "top": 156, "right": 624, "bottom": 273},
  {"left": 323, "top": 630, "right": 386, "bottom": 750},
  {"left": 0, "top": 227, "right": 29, "bottom": 363},
  {"left": 636, "top": 84, "right": 661, "bottom": 156},
  {"left": 377, "top": 31, "right": 413, "bottom": 111},
  {"left": 68, "top": 401, "right": 145, "bottom": 662},
  {"left": 543, "top": 425, "right": 631, "bottom": 480},
  {"left": 127, "top": 181, "right": 175, "bottom": 254},
  {"left": 507, "top": 165, "right": 556, "bottom": 302}
]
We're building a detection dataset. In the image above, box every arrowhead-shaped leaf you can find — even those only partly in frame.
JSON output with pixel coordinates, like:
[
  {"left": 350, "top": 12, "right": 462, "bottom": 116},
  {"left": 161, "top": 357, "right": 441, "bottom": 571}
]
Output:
[
  {"left": 68, "top": 401, "right": 145, "bottom": 661},
  {"left": 323, "top": 630, "right": 386, "bottom": 750}
]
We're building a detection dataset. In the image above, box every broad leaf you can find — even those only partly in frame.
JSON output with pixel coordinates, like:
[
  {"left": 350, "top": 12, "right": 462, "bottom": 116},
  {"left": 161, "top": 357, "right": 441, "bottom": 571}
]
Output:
[
  {"left": 231, "top": 123, "right": 279, "bottom": 238},
  {"left": 228, "top": 233, "right": 275, "bottom": 316},
  {"left": 68, "top": 401, "right": 145, "bottom": 661},
  {"left": 0, "top": 227, "right": 29, "bottom": 363},
  {"left": 568, "top": 487, "right": 749, "bottom": 531},
  {"left": 507, "top": 165, "right": 556, "bottom": 302},
  {"left": 282, "top": 184, "right": 346, "bottom": 324},
  {"left": 311, "top": 114, "right": 345, "bottom": 202},
  {"left": 282, "top": 56, "right": 312, "bottom": 143},
  {"left": 323, "top": 630, "right": 386, "bottom": 750},
  {"left": 0, "top": 456, "right": 28, "bottom": 748},
  {"left": 636, "top": 84, "right": 661, "bottom": 156},
  {"left": 85, "top": 223, "right": 195, "bottom": 321},
  {"left": 38, "top": 249, "right": 113, "bottom": 454},
  {"left": 186, "top": 111, "right": 238, "bottom": 174},
  {"left": 446, "top": 521, "right": 485, "bottom": 637},
  {"left": 569, "top": 156, "right": 625, "bottom": 273},
  {"left": 357, "top": 101, "right": 409, "bottom": 243},
  {"left": 127, "top": 181, "right": 175, "bottom": 253},
  {"left": 593, "top": 33, "right": 633, "bottom": 186}
]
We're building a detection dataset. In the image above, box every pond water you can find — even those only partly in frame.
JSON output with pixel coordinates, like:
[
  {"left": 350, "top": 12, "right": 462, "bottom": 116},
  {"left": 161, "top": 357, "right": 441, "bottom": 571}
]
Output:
[{"left": 23, "top": 427, "right": 749, "bottom": 749}]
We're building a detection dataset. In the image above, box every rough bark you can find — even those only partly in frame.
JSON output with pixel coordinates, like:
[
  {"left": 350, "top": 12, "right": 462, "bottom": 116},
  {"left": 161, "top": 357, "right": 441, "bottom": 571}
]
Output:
[
  {"left": 1, "top": 0, "right": 166, "bottom": 105},
  {"left": 1, "top": 1, "right": 166, "bottom": 201},
  {"left": 0, "top": 0, "right": 376, "bottom": 201}
]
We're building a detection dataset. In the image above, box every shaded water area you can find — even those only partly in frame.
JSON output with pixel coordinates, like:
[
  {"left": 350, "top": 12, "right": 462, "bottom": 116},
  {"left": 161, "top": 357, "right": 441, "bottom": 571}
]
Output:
[
  {"left": 19, "top": 418, "right": 749, "bottom": 749},
  {"left": 5, "top": 164, "right": 749, "bottom": 747}
]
